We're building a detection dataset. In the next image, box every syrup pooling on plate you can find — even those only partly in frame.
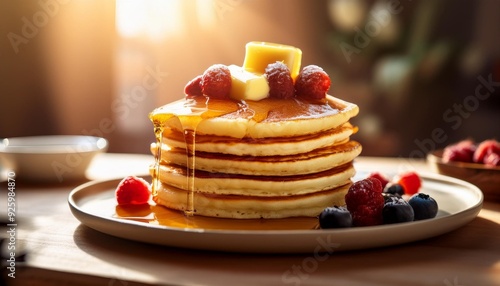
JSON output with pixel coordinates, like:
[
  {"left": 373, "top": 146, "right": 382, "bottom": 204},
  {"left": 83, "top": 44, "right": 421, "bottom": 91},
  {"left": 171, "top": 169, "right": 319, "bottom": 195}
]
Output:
[{"left": 115, "top": 204, "right": 318, "bottom": 230}]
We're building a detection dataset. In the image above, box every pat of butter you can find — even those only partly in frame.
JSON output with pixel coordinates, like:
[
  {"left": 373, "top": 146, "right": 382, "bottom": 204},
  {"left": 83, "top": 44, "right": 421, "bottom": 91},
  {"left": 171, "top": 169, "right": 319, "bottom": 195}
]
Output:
[
  {"left": 228, "top": 65, "right": 270, "bottom": 101},
  {"left": 243, "top": 41, "right": 302, "bottom": 80}
]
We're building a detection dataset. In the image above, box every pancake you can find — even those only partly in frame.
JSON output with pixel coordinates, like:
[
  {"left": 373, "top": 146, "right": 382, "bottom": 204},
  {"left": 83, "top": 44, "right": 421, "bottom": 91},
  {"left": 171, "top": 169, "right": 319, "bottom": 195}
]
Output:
[
  {"left": 150, "top": 95, "right": 359, "bottom": 139},
  {"left": 150, "top": 162, "right": 355, "bottom": 196},
  {"left": 153, "top": 183, "right": 350, "bottom": 219},
  {"left": 149, "top": 94, "right": 361, "bottom": 218},
  {"left": 159, "top": 122, "right": 356, "bottom": 156},
  {"left": 153, "top": 140, "right": 361, "bottom": 176}
]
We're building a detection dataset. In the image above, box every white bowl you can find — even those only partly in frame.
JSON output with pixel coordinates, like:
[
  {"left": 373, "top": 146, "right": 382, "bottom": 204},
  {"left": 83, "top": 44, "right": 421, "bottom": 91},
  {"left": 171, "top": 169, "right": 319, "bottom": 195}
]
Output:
[{"left": 0, "top": 135, "right": 108, "bottom": 183}]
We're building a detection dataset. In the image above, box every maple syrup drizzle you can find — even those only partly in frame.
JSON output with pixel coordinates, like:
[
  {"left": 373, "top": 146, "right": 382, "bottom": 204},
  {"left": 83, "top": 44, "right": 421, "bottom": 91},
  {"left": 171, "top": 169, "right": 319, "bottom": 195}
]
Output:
[
  {"left": 184, "top": 129, "right": 196, "bottom": 216},
  {"left": 149, "top": 96, "right": 345, "bottom": 222},
  {"left": 151, "top": 97, "right": 215, "bottom": 217},
  {"left": 152, "top": 125, "right": 163, "bottom": 197}
]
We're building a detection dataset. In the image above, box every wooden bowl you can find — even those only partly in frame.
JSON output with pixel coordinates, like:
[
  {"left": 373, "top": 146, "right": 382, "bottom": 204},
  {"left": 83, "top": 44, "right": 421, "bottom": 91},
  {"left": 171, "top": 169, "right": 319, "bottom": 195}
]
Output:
[{"left": 427, "top": 150, "right": 500, "bottom": 201}]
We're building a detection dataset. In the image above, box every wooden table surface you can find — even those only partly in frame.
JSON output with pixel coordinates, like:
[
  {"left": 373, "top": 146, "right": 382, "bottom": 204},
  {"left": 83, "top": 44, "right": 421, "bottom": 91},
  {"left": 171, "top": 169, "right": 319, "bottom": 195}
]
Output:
[{"left": 2, "top": 154, "right": 499, "bottom": 286}]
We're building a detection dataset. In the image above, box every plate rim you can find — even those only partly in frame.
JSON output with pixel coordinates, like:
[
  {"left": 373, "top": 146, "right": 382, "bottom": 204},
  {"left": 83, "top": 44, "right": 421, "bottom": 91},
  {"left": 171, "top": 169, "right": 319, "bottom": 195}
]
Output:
[{"left": 68, "top": 171, "right": 483, "bottom": 253}]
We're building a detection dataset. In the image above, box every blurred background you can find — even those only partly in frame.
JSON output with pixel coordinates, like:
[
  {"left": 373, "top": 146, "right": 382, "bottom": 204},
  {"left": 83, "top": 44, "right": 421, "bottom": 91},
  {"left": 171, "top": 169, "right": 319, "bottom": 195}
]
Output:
[{"left": 1, "top": 0, "right": 499, "bottom": 157}]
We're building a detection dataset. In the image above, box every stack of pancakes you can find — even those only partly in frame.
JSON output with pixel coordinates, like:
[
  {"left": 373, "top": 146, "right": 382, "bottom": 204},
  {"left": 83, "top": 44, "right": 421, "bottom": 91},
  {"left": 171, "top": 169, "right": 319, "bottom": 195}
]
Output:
[{"left": 150, "top": 95, "right": 361, "bottom": 219}]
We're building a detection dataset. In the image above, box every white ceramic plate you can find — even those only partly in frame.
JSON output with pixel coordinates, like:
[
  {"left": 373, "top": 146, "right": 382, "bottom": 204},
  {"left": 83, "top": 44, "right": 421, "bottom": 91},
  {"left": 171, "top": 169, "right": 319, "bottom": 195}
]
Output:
[{"left": 68, "top": 172, "right": 483, "bottom": 253}]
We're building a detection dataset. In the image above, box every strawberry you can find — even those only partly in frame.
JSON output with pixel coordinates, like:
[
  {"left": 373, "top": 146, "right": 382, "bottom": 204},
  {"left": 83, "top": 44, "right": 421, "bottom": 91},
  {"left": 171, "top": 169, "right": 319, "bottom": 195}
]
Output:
[
  {"left": 396, "top": 172, "right": 421, "bottom": 196},
  {"left": 115, "top": 176, "right": 151, "bottom": 205}
]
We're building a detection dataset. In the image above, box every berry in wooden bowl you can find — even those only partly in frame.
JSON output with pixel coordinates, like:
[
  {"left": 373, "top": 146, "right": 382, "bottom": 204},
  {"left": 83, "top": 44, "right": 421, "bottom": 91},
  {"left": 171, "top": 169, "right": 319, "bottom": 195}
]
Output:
[{"left": 427, "top": 139, "right": 500, "bottom": 201}]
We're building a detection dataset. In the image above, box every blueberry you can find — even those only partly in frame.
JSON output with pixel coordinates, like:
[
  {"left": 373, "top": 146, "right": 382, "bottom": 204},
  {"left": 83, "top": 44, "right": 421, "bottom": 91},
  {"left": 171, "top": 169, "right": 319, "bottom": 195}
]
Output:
[
  {"left": 384, "top": 183, "right": 405, "bottom": 196},
  {"left": 382, "top": 192, "right": 397, "bottom": 203},
  {"left": 408, "top": 193, "right": 438, "bottom": 220},
  {"left": 319, "top": 206, "right": 352, "bottom": 229},
  {"left": 382, "top": 194, "right": 414, "bottom": 224}
]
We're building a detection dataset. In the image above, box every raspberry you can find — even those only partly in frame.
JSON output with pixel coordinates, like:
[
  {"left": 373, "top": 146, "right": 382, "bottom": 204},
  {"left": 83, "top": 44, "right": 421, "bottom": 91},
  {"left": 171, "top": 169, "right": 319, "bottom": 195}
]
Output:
[
  {"left": 442, "top": 139, "right": 476, "bottom": 163},
  {"left": 396, "top": 172, "right": 421, "bottom": 195},
  {"left": 115, "top": 176, "right": 151, "bottom": 205},
  {"left": 201, "top": 64, "right": 232, "bottom": 99},
  {"left": 368, "top": 172, "right": 390, "bottom": 188},
  {"left": 345, "top": 178, "right": 384, "bottom": 226},
  {"left": 184, "top": 75, "right": 203, "bottom": 97},
  {"left": 295, "top": 65, "right": 331, "bottom": 100},
  {"left": 484, "top": 152, "right": 500, "bottom": 166},
  {"left": 473, "top": 139, "right": 500, "bottom": 164},
  {"left": 265, "top": 61, "right": 295, "bottom": 99}
]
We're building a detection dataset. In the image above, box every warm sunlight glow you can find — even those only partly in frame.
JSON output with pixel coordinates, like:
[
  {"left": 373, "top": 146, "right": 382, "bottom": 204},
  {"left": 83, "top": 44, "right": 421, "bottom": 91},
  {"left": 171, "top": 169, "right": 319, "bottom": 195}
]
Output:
[
  {"left": 116, "top": 0, "right": 184, "bottom": 40},
  {"left": 195, "top": 0, "right": 217, "bottom": 28}
]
